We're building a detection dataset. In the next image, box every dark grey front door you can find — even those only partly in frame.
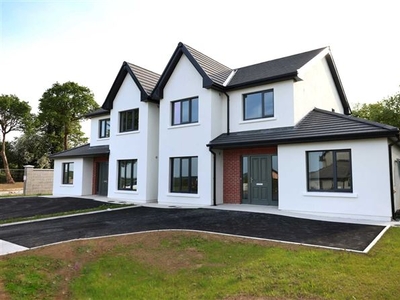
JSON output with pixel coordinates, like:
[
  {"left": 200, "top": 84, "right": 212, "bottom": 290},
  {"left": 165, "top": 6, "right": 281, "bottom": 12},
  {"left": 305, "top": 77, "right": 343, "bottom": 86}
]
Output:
[
  {"left": 98, "top": 162, "right": 108, "bottom": 196},
  {"left": 242, "top": 155, "right": 278, "bottom": 206}
]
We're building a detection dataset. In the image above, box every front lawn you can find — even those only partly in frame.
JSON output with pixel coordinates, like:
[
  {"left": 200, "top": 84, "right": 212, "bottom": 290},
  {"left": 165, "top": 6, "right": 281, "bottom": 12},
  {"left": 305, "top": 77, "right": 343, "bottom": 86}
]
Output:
[{"left": 0, "top": 227, "right": 399, "bottom": 299}]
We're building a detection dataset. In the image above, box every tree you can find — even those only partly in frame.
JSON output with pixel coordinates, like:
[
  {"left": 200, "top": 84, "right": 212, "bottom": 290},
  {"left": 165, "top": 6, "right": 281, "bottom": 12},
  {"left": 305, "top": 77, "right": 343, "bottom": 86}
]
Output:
[
  {"left": 352, "top": 90, "right": 400, "bottom": 128},
  {"left": 38, "top": 82, "right": 99, "bottom": 152},
  {"left": 0, "top": 94, "right": 32, "bottom": 183}
]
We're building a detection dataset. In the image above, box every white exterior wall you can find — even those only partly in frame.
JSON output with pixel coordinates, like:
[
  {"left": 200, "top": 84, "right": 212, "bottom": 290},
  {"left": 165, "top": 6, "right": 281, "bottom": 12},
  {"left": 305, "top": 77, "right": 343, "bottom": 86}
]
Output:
[
  {"left": 278, "top": 139, "right": 392, "bottom": 221},
  {"left": 391, "top": 143, "right": 400, "bottom": 212},
  {"left": 294, "top": 57, "right": 344, "bottom": 123},
  {"left": 89, "top": 114, "right": 110, "bottom": 146},
  {"left": 158, "top": 55, "right": 221, "bottom": 206},
  {"left": 53, "top": 158, "right": 93, "bottom": 196},
  {"left": 228, "top": 80, "right": 295, "bottom": 132},
  {"left": 107, "top": 74, "right": 158, "bottom": 203}
]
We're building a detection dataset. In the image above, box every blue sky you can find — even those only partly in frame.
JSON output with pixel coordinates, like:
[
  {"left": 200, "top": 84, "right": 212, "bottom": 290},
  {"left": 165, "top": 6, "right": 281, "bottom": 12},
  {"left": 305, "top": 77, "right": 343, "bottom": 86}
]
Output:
[{"left": 1, "top": 0, "right": 399, "bottom": 127}]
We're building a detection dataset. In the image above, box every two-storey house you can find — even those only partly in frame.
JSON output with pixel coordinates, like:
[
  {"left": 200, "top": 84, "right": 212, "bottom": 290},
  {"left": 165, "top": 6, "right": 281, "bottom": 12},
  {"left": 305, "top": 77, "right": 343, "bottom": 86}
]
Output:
[{"left": 51, "top": 42, "right": 400, "bottom": 221}]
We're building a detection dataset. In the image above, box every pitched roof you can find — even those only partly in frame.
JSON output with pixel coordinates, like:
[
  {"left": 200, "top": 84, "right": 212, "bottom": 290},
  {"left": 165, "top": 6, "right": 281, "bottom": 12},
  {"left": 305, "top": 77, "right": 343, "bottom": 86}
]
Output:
[
  {"left": 85, "top": 108, "right": 110, "bottom": 118},
  {"left": 50, "top": 144, "right": 109, "bottom": 159},
  {"left": 208, "top": 108, "right": 399, "bottom": 149},
  {"left": 227, "top": 47, "right": 326, "bottom": 88},
  {"left": 102, "top": 62, "right": 160, "bottom": 110},
  {"left": 152, "top": 42, "right": 232, "bottom": 99}
]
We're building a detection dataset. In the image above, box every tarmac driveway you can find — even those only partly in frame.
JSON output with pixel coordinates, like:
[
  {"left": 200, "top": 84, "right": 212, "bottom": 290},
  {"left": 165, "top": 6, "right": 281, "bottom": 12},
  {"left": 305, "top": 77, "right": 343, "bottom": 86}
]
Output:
[
  {"left": 0, "top": 205, "right": 386, "bottom": 253},
  {"left": 0, "top": 197, "right": 114, "bottom": 220}
]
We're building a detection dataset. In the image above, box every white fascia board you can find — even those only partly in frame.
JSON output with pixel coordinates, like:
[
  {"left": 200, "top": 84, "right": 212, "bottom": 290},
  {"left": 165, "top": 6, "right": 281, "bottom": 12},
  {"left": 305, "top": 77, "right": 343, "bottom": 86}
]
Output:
[{"left": 297, "top": 47, "right": 330, "bottom": 79}]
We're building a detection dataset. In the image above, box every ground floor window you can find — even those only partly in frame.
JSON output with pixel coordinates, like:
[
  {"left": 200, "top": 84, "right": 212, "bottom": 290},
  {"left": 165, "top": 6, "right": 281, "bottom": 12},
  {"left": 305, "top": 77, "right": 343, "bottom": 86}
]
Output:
[
  {"left": 62, "top": 162, "right": 74, "bottom": 184},
  {"left": 118, "top": 159, "right": 137, "bottom": 191},
  {"left": 307, "top": 149, "right": 352, "bottom": 192},
  {"left": 170, "top": 156, "right": 198, "bottom": 193}
]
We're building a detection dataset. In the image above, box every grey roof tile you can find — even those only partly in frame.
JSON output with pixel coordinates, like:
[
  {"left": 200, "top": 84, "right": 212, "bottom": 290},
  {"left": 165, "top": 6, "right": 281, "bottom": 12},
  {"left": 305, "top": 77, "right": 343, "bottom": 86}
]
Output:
[
  {"left": 227, "top": 47, "right": 327, "bottom": 87},
  {"left": 50, "top": 144, "right": 109, "bottom": 159},
  {"left": 183, "top": 43, "right": 232, "bottom": 86},
  {"left": 126, "top": 63, "right": 160, "bottom": 95},
  {"left": 208, "top": 108, "right": 399, "bottom": 148}
]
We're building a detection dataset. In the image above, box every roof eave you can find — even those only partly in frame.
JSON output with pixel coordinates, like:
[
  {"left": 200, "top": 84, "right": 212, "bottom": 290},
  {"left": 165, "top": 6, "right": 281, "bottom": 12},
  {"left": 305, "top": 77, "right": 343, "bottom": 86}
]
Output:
[
  {"left": 208, "top": 131, "right": 399, "bottom": 149},
  {"left": 226, "top": 72, "right": 300, "bottom": 91}
]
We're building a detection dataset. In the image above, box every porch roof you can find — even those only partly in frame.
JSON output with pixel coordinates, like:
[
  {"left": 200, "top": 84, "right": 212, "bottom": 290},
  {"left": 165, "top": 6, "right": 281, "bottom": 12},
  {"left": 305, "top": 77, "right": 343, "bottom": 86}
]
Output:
[
  {"left": 50, "top": 144, "right": 109, "bottom": 159},
  {"left": 208, "top": 108, "right": 399, "bottom": 149}
]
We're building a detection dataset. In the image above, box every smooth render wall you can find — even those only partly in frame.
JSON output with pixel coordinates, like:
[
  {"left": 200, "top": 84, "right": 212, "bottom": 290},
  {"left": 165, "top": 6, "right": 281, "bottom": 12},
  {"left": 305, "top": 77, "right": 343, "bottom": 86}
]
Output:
[
  {"left": 278, "top": 138, "right": 392, "bottom": 221},
  {"left": 157, "top": 54, "right": 220, "bottom": 206},
  {"left": 53, "top": 158, "right": 93, "bottom": 196}
]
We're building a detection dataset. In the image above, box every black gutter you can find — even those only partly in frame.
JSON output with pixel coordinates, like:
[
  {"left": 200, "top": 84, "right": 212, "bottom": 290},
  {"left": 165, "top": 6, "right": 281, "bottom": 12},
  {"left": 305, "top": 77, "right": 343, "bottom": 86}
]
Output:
[
  {"left": 388, "top": 136, "right": 400, "bottom": 219},
  {"left": 208, "top": 148, "right": 217, "bottom": 206},
  {"left": 224, "top": 92, "right": 230, "bottom": 135}
]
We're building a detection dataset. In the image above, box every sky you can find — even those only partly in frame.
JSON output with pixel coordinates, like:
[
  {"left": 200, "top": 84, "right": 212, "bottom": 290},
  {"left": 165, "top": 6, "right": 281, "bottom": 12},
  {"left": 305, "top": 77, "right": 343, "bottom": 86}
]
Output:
[{"left": 1, "top": 0, "right": 399, "bottom": 136}]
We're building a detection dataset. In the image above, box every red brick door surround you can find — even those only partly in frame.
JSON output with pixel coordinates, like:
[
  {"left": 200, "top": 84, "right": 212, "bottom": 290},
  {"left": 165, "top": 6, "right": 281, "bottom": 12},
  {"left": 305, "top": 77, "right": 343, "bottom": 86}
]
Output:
[{"left": 223, "top": 146, "right": 277, "bottom": 204}]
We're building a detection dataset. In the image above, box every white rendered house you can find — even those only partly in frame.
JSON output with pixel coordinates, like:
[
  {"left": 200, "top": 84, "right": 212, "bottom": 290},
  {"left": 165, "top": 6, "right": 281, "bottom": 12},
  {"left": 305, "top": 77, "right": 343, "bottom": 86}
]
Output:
[{"left": 51, "top": 43, "right": 400, "bottom": 221}]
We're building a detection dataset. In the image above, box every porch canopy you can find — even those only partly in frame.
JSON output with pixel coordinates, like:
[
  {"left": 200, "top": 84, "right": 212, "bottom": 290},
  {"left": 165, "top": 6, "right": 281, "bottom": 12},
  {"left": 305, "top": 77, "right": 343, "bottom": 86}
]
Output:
[
  {"left": 207, "top": 108, "right": 399, "bottom": 149},
  {"left": 50, "top": 144, "right": 110, "bottom": 159}
]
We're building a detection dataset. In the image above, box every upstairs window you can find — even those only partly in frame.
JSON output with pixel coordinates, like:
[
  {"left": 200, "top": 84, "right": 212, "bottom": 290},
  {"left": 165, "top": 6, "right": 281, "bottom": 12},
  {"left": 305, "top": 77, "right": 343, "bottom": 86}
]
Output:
[
  {"left": 99, "top": 118, "right": 110, "bottom": 138},
  {"left": 120, "top": 109, "right": 139, "bottom": 132},
  {"left": 307, "top": 150, "right": 352, "bottom": 192},
  {"left": 243, "top": 89, "right": 274, "bottom": 120},
  {"left": 62, "top": 162, "right": 74, "bottom": 184},
  {"left": 172, "top": 97, "right": 198, "bottom": 125}
]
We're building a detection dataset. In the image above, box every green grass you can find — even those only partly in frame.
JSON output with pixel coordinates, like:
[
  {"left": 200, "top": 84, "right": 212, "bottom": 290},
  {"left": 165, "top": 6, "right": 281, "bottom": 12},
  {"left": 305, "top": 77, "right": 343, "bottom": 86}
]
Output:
[
  {"left": 0, "top": 203, "right": 132, "bottom": 225},
  {"left": 1, "top": 228, "right": 400, "bottom": 299}
]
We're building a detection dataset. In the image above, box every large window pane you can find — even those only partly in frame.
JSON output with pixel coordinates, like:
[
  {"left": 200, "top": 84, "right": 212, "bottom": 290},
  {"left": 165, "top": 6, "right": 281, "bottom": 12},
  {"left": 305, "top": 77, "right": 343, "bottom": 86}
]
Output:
[
  {"left": 244, "top": 93, "right": 262, "bottom": 119},
  {"left": 182, "top": 100, "right": 190, "bottom": 123},
  {"left": 118, "top": 160, "right": 137, "bottom": 191},
  {"left": 173, "top": 102, "right": 181, "bottom": 125},
  {"left": 264, "top": 91, "right": 274, "bottom": 117},
  {"left": 191, "top": 98, "right": 198, "bottom": 123},
  {"left": 242, "top": 156, "right": 249, "bottom": 200},
  {"left": 170, "top": 157, "right": 198, "bottom": 193},
  {"left": 307, "top": 150, "right": 352, "bottom": 192}
]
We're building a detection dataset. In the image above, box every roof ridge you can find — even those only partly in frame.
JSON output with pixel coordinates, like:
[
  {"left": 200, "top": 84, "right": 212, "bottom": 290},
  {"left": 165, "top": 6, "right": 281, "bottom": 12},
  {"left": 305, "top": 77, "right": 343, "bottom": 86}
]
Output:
[{"left": 313, "top": 108, "right": 399, "bottom": 131}]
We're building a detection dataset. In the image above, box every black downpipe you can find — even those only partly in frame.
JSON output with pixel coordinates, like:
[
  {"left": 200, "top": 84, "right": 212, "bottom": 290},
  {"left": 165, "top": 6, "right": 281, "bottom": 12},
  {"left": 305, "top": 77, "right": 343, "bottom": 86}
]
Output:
[
  {"left": 388, "top": 137, "right": 400, "bottom": 219},
  {"left": 209, "top": 148, "right": 217, "bottom": 206},
  {"left": 224, "top": 92, "right": 230, "bottom": 135}
]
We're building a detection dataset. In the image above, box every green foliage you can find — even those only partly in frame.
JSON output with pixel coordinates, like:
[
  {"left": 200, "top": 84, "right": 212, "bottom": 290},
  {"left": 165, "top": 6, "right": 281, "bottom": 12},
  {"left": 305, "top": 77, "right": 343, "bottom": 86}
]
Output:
[
  {"left": 10, "top": 134, "right": 51, "bottom": 169},
  {"left": 0, "top": 94, "right": 32, "bottom": 183},
  {"left": 37, "top": 82, "right": 99, "bottom": 152},
  {"left": 353, "top": 90, "right": 400, "bottom": 128}
]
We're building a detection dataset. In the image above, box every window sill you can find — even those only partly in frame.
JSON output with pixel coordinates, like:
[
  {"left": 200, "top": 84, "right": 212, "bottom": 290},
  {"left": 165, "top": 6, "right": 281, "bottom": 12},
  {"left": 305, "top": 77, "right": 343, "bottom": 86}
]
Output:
[
  {"left": 116, "top": 130, "right": 140, "bottom": 136},
  {"left": 303, "top": 192, "right": 358, "bottom": 198},
  {"left": 167, "top": 193, "right": 199, "bottom": 198},
  {"left": 97, "top": 137, "right": 110, "bottom": 141},
  {"left": 60, "top": 184, "right": 74, "bottom": 187},
  {"left": 239, "top": 117, "right": 276, "bottom": 125},
  {"left": 168, "top": 123, "right": 200, "bottom": 130},
  {"left": 115, "top": 190, "right": 138, "bottom": 195}
]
